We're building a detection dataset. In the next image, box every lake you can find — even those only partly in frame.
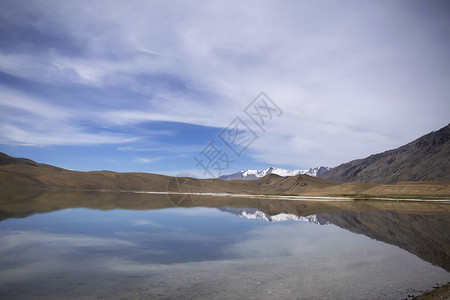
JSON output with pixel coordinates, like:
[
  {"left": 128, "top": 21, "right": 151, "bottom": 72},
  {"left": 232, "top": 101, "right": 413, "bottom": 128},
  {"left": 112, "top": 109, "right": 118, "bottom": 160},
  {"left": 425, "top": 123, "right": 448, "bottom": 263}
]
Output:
[{"left": 0, "top": 190, "right": 449, "bottom": 299}]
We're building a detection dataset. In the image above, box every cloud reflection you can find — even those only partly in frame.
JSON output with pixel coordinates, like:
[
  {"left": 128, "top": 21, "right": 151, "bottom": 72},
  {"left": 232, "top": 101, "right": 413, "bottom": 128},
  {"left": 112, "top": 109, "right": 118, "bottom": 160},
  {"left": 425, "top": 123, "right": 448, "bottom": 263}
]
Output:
[
  {"left": 0, "top": 209, "right": 448, "bottom": 300},
  {"left": 130, "top": 219, "right": 161, "bottom": 227}
]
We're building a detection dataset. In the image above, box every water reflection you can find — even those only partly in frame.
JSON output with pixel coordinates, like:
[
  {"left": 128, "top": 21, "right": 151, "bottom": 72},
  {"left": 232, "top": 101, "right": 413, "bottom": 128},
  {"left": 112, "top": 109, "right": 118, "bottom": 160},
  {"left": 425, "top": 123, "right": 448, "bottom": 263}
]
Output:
[{"left": 0, "top": 190, "right": 449, "bottom": 299}]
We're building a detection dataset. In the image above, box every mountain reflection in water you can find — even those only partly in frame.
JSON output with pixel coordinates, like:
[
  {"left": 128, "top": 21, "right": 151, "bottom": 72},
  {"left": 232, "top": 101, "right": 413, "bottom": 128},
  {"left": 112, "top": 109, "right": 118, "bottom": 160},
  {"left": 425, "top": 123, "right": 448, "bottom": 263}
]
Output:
[{"left": 0, "top": 190, "right": 448, "bottom": 299}]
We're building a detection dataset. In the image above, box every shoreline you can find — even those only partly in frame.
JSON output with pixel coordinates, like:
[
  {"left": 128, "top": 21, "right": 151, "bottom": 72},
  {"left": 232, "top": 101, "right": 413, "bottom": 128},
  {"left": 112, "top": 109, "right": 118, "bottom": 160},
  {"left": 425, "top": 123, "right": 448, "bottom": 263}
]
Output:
[
  {"left": 413, "top": 282, "right": 449, "bottom": 300},
  {"left": 134, "top": 191, "right": 450, "bottom": 203},
  {"left": 1, "top": 186, "right": 450, "bottom": 203}
]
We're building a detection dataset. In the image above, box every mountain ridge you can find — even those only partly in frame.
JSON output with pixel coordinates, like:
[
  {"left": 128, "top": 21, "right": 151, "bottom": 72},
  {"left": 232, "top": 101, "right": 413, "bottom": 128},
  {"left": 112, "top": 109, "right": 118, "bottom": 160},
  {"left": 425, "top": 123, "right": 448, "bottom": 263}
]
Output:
[
  {"left": 319, "top": 124, "right": 450, "bottom": 184},
  {"left": 218, "top": 166, "right": 329, "bottom": 180},
  {"left": 1, "top": 122, "right": 450, "bottom": 200}
]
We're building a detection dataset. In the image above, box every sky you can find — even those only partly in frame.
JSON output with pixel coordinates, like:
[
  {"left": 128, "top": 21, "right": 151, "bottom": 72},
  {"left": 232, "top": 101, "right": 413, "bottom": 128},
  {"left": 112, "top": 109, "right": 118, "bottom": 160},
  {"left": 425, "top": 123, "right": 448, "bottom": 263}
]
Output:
[{"left": 0, "top": 0, "right": 449, "bottom": 178}]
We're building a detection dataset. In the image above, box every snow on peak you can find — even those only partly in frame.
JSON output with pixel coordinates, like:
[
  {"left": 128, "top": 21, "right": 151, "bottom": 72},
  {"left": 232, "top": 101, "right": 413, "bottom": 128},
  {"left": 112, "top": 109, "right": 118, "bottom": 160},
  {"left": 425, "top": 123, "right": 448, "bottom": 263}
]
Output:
[
  {"left": 242, "top": 167, "right": 304, "bottom": 178},
  {"left": 218, "top": 166, "right": 329, "bottom": 180}
]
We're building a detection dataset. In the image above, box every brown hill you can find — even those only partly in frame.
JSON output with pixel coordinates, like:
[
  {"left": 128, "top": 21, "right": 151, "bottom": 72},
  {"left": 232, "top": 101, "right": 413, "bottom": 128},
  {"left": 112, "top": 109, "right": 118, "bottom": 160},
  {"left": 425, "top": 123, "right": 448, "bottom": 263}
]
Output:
[
  {"left": 0, "top": 152, "right": 339, "bottom": 194},
  {"left": 0, "top": 152, "right": 449, "bottom": 198},
  {"left": 320, "top": 123, "right": 450, "bottom": 183}
]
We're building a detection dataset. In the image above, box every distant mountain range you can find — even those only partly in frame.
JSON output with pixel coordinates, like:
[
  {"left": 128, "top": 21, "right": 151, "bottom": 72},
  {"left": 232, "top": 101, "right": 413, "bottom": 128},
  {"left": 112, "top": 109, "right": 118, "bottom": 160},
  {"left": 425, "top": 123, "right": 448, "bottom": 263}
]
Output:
[
  {"left": 0, "top": 124, "right": 448, "bottom": 196},
  {"left": 1, "top": 150, "right": 447, "bottom": 197},
  {"left": 218, "top": 166, "right": 329, "bottom": 180},
  {"left": 319, "top": 123, "right": 450, "bottom": 184},
  {"left": 219, "top": 124, "right": 449, "bottom": 184}
]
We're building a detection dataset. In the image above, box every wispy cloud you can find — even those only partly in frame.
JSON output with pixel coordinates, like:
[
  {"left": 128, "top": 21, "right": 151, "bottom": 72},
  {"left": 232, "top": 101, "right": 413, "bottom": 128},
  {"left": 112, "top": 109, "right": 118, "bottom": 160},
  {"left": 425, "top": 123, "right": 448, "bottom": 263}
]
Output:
[
  {"left": 0, "top": 123, "right": 136, "bottom": 146},
  {"left": 133, "top": 157, "right": 165, "bottom": 164},
  {"left": 0, "top": 0, "right": 449, "bottom": 168},
  {"left": 118, "top": 144, "right": 204, "bottom": 155}
]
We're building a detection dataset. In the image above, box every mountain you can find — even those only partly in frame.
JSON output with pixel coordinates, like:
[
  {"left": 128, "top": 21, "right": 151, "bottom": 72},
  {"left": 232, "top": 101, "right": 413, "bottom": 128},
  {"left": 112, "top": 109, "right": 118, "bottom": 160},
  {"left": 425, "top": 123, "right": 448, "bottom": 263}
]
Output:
[
  {"left": 217, "top": 207, "right": 328, "bottom": 224},
  {"left": 218, "top": 166, "right": 329, "bottom": 180},
  {"left": 0, "top": 153, "right": 337, "bottom": 195},
  {"left": 0, "top": 152, "right": 57, "bottom": 168},
  {"left": 0, "top": 152, "right": 449, "bottom": 198},
  {"left": 319, "top": 124, "right": 450, "bottom": 184}
]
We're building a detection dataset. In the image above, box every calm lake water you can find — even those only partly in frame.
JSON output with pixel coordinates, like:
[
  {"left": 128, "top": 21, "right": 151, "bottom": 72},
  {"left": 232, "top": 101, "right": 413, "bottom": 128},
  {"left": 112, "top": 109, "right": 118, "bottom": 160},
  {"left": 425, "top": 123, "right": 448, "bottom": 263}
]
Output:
[{"left": 0, "top": 191, "right": 449, "bottom": 299}]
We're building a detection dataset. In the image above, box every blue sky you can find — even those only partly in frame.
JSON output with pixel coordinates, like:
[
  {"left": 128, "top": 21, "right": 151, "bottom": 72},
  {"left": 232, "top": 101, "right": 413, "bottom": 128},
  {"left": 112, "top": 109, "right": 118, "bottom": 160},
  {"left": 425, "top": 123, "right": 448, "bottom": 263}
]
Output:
[{"left": 0, "top": 0, "right": 449, "bottom": 178}]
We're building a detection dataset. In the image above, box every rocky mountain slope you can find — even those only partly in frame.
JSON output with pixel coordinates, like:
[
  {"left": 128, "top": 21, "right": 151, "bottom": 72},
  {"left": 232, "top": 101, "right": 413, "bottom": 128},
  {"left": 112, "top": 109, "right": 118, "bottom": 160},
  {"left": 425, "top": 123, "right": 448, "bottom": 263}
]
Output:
[{"left": 319, "top": 124, "right": 450, "bottom": 183}]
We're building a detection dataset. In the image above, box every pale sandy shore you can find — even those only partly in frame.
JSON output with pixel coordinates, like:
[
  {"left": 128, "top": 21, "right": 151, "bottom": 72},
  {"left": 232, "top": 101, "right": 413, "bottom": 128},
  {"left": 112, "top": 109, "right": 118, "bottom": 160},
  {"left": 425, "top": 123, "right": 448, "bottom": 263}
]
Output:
[{"left": 134, "top": 191, "right": 450, "bottom": 203}]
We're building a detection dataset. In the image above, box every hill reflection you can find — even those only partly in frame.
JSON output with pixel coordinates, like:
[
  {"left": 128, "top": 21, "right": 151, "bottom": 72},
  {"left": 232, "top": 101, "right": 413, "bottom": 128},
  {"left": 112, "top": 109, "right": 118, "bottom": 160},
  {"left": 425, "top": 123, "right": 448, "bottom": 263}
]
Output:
[{"left": 0, "top": 189, "right": 449, "bottom": 272}]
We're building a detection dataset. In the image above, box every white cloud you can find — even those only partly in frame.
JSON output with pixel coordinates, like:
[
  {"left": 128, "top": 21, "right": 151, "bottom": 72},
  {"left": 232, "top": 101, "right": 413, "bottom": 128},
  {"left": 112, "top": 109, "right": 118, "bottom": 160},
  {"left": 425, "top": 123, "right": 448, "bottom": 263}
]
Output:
[
  {"left": 0, "top": 86, "right": 70, "bottom": 120},
  {"left": 0, "top": 87, "right": 137, "bottom": 146},
  {"left": 133, "top": 157, "right": 165, "bottom": 164},
  {"left": 0, "top": 123, "right": 136, "bottom": 146},
  {"left": 0, "top": 0, "right": 449, "bottom": 166}
]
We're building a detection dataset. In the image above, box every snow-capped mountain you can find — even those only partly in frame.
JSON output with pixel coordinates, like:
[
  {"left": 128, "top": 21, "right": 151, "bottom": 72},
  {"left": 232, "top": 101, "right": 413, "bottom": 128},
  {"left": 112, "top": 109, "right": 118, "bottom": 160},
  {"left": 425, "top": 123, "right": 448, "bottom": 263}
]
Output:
[
  {"left": 218, "top": 207, "right": 328, "bottom": 224},
  {"left": 218, "top": 166, "right": 329, "bottom": 180}
]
